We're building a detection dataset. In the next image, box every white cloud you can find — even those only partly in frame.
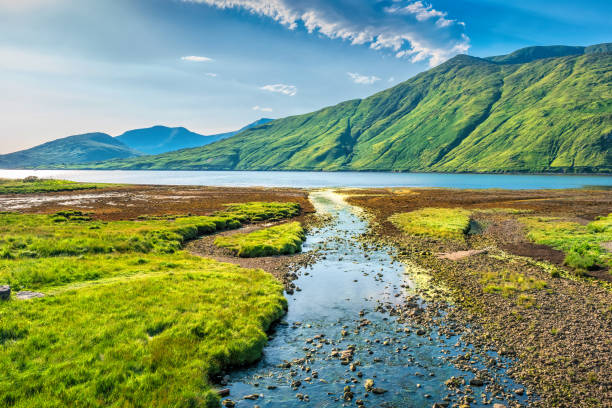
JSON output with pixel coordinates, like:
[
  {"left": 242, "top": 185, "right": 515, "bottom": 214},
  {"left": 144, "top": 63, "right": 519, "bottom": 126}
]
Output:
[
  {"left": 205, "top": 72, "right": 218, "bottom": 77},
  {"left": 389, "top": 76, "right": 395, "bottom": 82},
  {"left": 260, "top": 83, "right": 297, "bottom": 96},
  {"left": 184, "top": 0, "right": 470, "bottom": 66},
  {"left": 181, "top": 55, "right": 213, "bottom": 62},
  {"left": 252, "top": 105, "right": 273, "bottom": 112},
  {"left": 348, "top": 72, "right": 381, "bottom": 85}
]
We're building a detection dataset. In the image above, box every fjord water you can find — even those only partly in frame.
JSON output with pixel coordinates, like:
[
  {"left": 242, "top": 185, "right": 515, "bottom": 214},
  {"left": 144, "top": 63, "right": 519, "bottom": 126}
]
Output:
[
  {"left": 0, "top": 169, "right": 610, "bottom": 189},
  {"left": 225, "top": 191, "right": 528, "bottom": 407}
]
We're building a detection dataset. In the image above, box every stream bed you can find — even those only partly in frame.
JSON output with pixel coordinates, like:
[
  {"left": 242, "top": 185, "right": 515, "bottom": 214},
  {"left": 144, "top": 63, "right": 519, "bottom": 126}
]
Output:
[{"left": 225, "top": 191, "right": 530, "bottom": 407}]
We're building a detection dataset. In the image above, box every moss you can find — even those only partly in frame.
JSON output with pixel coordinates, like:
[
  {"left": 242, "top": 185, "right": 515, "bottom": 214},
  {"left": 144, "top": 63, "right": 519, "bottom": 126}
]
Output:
[
  {"left": 390, "top": 208, "right": 472, "bottom": 240},
  {"left": 215, "top": 222, "right": 305, "bottom": 257}
]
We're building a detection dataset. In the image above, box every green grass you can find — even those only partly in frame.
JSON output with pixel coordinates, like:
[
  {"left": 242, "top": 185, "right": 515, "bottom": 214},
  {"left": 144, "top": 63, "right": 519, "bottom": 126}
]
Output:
[
  {"left": 0, "top": 202, "right": 300, "bottom": 407},
  {"left": 215, "top": 222, "right": 305, "bottom": 257},
  {"left": 390, "top": 208, "right": 472, "bottom": 240},
  {"left": 521, "top": 214, "right": 612, "bottom": 271},
  {"left": 81, "top": 47, "right": 611, "bottom": 173},
  {"left": 0, "top": 178, "right": 110, "bottom": 195},
  {"left": 481, "top": 269, "right": 548, "bottom": 298},
  {"left": 0, "top": 255, "right": 285, "bottom": 407},
  {"left": 217, "top": 202, "right": 301, "bottom": 222}
]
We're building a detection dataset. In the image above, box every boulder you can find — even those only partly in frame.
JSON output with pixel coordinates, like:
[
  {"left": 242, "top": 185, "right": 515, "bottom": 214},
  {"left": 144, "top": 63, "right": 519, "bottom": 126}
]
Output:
[{"left": 0, "top": 285, "right": 10, "bottom": 301}]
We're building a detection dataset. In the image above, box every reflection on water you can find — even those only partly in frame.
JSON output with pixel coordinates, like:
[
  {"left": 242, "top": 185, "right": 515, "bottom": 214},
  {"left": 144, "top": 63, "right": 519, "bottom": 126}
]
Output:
[{"left": 224, "top": 191, "right": 530, "bottom": 407}]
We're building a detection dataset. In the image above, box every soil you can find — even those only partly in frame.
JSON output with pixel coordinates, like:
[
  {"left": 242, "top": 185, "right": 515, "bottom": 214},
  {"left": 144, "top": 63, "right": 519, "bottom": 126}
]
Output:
[
  {"left": 344, "top": 187, "right": 612, "bottom": 408},
  {"left": 0, "top": 185, "right": 315, "bottom": 221}
]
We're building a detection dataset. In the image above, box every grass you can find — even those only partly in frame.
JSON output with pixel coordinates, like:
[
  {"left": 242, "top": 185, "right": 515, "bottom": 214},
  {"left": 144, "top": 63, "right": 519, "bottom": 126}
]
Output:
[
  {"left": 215, "top": 222, "right": 305, "bottom": 257},
  {"left": 0, "top": 201, "right": 300, "bottom": 407},
  {"left": 521, "top": 214, "right": 612, "bottom": 272},
  {"left": 217, "top": 202, "right": 301, "bottom": 222},
  {"left": 390, "top": 208, "right": 472, "bottom": 240},
  {"left": 0, "top": 178, "right": 110, "bottom": 195},
  {"left": 481, "top": 269, "right": 547, "bottom": 299}
]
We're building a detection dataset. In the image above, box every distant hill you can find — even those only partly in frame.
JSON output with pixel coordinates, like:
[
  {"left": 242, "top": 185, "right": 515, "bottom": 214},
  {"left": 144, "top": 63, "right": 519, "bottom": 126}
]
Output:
[
  {"left": 116, "top": 119, "right": 272, "bottom": 155},
  {"left": 0, "top": 133, "right": 141, "bottom": 169},
  {"left": 87, "top": 43, "right": 612, "bottom": 174},
  {"left": 0, "top": 119, "right": 273, "bottom": 168}
]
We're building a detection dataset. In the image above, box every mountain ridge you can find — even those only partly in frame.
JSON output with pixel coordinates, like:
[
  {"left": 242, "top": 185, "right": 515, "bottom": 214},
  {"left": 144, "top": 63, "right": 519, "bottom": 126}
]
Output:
[{"left": 84, "top": 43, "right": 611, "bottom": 174}]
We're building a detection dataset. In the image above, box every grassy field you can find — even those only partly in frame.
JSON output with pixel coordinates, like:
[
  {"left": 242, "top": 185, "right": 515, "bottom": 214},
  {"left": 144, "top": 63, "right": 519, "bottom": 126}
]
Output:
[
  {"left": 0, "top": 202, "right": 299, "bottom": 407},
  {"left": 389, "top": 208, "right": 472, "bottom": 240},
  {"left": 215, "top": 222, "right": 305, "bottom": 257},
  {"left": 0, "top": 178, "right": 110, "bottom": 195},
  {"left": 521, "top": 214, "right": 612, "bottom": 272}
]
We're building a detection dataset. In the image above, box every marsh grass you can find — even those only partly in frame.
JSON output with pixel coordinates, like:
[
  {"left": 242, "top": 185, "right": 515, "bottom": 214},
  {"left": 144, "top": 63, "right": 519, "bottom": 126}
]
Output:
[
  {"left": 218, "top": 202, "right": 301, "bottom": 222},
  {"left": 0, "top": 178, "right": 112, "bottom": 194},
  {"left": 0, "top": 201, "right": 300, "bottom": 407},
  {"left": 390, "top": 208, "right": 472, "bottom": 240},
  {"left": 521, "top": 214, "right": 612, "bottom": 272},
  {"left": 481, "top": 269, "right": 547, "bottom": 299},
  {"left": 214, "top": 222, "right": 305, "bottom": 257}
]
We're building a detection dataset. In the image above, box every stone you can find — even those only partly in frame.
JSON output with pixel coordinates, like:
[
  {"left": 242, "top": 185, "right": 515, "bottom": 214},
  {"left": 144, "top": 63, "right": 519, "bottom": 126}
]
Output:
[
  {"left": 0, "top": 285, "right": 10, "bottom": 301},
  {"left": 15, "top": 291, "right": 45, "bottom": 300},
  {"left": 243, "top": 394, "right": 259, "bottom": 400},
  {"left": 371, "top": 388, "right": 387, "bottom": 395},
  {"left": 469, "top": 378, "right": 484, "bottom": 387},
  {"left": 364, "top": 379, "right": 374, "bottom": 392},
  {"left": 222, "top": 400, "right": 235, "bottom": 407},
  {"left": 217, "top": 389, "right": 230, "bottom": 397}
]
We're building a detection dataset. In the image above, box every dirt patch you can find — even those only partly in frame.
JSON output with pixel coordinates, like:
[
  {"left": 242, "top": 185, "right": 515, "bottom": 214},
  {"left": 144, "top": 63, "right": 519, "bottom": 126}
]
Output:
[
  {"left": 0, "top": 185, "right": 315, "bottom": 222},
  {"left": 437, "top": 248, "right": 489, "bottom": 260}
]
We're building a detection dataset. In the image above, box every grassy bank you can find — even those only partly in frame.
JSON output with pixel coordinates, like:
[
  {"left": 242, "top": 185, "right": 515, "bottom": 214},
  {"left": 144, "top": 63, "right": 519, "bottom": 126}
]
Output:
[
  {"left": 0, "top": 178, "right": 111, "bottom": 195},
  {"left": 389, "top": 208, "right": 471, "bottom": 240},
  {"left": 0, "top": 202, "right": 299, "bottom": 407},
  {"left": 521, "top": 214, "right": 612, "bottom": 271},
  {"left": 215, "top": 222, "right": 305, "bottom": 257}
]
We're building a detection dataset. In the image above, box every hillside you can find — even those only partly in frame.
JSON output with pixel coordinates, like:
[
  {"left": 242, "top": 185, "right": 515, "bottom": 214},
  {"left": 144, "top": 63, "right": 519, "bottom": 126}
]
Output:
[
  {"left": 116, "top": 119, "right": 272, "bottom": 155},
  {"left": 86, "top": 43, "right": 611, "bottom": 174},
  {"left": 0, "top": 133, "right": 140, "bottom": 169}
]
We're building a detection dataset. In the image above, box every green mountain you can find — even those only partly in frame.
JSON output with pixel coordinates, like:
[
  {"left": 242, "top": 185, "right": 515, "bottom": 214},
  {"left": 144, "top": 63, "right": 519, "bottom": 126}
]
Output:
[
  {"left": 66, "top": 44, "right": 612, "bottom": 173},
  {"left": 0, "top": 133, "right": 141, "bottom": 169},
  {"left": 116, "top": 119, "right": 272, "bottom": 155}
]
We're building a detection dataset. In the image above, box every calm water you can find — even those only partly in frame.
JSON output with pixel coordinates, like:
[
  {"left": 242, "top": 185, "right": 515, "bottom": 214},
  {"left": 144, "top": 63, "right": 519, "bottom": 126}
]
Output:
[
  {"left": 224, "top": 191, "right": 529, "bottom": 407},
  {"left": 0, "top": 169, "right": 610, "bottom": 189}
]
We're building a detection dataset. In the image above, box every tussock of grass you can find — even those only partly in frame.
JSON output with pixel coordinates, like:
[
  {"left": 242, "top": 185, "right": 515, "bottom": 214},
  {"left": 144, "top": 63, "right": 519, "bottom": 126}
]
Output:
[
  {"left": 0, "top": 178, "right": 110, "bottom": 194},
  {"left": 521, "top": 214, "right": 612, "bottom": 272},
  {"left": 390, "top": 208, "right": 472, "bottom": 240},
  {"left": 218, "top": 202, "right": 301, "bottom": 222},
  {"left": 0, "top": 202, "right": 299, "bottom": 407},
  {"left": 215, "top": 222, "right": 305, "bottom": 257},
  {"left": 481, "top": 269, "right": 547, "bottom": 299}
]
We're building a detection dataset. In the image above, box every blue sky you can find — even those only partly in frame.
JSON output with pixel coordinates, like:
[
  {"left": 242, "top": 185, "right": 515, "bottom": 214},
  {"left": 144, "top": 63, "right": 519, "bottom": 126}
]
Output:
[{"left": 0, "top": 0, "right": 610, "bottom": 153}]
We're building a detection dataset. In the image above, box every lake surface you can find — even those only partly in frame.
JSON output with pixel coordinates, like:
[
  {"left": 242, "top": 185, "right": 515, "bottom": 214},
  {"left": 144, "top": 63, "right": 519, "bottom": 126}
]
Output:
[
  {"left": 0, "top": 169, "right": 610, "bottom": 189},
  {"left": 224, "top": 191, "right": 530, "bottom": 407}
]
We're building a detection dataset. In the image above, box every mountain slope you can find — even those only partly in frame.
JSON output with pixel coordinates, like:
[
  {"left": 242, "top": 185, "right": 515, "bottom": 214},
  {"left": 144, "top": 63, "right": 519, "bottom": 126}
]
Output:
[
  {"left": 89, "top": 44, "right": 611, "bottom": 173},
  {"left": 0, "top": 133, "right": 141, "bottom": 169},
  {"left": 116, "top": 119, "right": 272, "bottom": 155}
]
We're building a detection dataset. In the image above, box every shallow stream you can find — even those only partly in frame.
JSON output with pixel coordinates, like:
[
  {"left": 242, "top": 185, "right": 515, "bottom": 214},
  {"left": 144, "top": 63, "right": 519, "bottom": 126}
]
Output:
[{"left": 226, "top": 190, "right": 529, "bottom": 407}]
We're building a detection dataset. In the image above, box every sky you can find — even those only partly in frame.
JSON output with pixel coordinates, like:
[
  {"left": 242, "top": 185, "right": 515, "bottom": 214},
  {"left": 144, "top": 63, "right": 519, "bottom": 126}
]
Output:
[{"left": 0, "top": 0, "right": 610, "bottom": 154}]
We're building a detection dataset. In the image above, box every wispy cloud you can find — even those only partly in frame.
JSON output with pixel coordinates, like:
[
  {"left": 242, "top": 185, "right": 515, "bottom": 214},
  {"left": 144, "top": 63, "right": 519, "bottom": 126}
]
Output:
[
  {"left": 348, "top": 72, "right": 381, "bottom": 85},
  {"left": 260, "top": 83, "right": 297, "bottom": 96},
  {"left": 253, "top": 105, "right": 273, "bottom": 112},
  {"left": 184, "top": 0, "right": 469, "bottom": 66},
  {"left": 181, "top": 55, "right": 213, "bottom": 62},
  {"left": 205, "top": 72, "right": 218, "bottom": 77}
]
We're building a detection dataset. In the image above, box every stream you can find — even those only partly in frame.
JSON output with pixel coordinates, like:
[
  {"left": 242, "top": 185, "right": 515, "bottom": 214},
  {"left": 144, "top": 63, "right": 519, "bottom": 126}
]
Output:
[{"left": 225, "top": 190, "right": 529, "bottom": 407}]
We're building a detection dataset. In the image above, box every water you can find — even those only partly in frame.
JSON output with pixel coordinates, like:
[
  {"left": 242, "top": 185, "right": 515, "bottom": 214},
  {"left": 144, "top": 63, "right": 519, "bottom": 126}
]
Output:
[
  {"left": 0, "top": 169, "right": 610, "bottom": 189},
  {"left": 224, "top": 191, "right": 529, "bottom": 407}
]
